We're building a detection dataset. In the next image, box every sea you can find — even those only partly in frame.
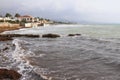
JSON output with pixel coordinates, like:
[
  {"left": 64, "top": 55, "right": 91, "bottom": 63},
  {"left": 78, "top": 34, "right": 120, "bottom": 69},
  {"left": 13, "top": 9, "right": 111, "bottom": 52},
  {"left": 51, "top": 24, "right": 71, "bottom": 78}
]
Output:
[{"left": 1, "top": 24, "right": 120, "bottom": 80}]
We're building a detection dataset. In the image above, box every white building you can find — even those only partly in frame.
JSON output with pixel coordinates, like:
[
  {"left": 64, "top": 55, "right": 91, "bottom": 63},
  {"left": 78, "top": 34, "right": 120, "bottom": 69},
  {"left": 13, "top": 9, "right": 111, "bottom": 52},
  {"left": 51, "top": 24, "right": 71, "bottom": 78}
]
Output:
[
  {"left": 0, "top": 17, "right": 16, "bottom": 22},
  {"left": 0, "top": 17, "right": 3, "bottom": 20},
  {"left": 16, "top": 15, "right": 39, "bottom": 22}
]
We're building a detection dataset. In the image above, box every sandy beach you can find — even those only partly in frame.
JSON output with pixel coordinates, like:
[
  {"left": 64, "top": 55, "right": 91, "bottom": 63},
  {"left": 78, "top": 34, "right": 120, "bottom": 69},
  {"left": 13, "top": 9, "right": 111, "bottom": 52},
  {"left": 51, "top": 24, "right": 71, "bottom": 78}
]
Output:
[{"left": 0, "top": 26, "right": 20, "bottom": 33}]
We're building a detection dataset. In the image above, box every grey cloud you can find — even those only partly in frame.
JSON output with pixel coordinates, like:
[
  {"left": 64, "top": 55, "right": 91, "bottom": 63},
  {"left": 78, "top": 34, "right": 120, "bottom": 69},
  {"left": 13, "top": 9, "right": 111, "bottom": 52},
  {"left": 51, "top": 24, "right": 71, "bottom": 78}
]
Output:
[{"left": 0, "top": 0, "right": 120, "bottom": 24}]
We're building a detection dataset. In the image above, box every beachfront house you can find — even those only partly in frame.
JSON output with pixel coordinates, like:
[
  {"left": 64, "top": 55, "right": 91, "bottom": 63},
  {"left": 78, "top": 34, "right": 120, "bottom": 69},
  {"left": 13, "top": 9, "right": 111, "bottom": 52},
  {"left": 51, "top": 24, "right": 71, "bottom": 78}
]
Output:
[
  {"left": 16, "top": 15, "right": 39, "bottom": 22},
  {"left": 16, "top": 15, "right": 41, "bottom": 27},
  {"left": 0, "top": 14, "right": 52, "bottom": 28},
  {"left": 0, "top": 17, "right": 3, "bottom": 21},
  {"left": 16, "top": 15, "right": 35, "bottom": 22},
  {"left": 0, "top": 17, "right": 16, "bottom": 22}
]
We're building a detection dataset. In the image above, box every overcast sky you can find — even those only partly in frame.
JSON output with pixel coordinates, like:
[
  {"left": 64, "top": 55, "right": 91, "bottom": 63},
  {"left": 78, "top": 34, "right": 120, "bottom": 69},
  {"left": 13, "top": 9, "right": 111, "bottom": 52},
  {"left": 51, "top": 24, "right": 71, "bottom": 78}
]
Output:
[{"left": 0, "top": 0, "right": 120, "bottom": 24}]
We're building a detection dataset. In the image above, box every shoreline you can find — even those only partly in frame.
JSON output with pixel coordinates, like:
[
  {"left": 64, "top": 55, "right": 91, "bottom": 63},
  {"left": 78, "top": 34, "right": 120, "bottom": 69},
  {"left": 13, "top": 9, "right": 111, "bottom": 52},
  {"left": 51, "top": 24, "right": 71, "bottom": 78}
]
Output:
[
  {"left": 0, "top": 26, "right": 21, "bottom": 33},
  {"left": 0, "top": 26, "right": 22, "bottom": 41}
]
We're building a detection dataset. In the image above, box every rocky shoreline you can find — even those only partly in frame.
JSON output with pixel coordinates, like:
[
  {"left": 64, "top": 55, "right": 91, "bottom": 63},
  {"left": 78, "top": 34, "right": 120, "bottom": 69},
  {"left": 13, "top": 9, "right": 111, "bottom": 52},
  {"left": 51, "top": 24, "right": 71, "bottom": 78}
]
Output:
[
  {"left": 0, "top": 38, "right": 48, "bottom": 80},
  {"left": 0, "top": 33, "right": 82, "bottom": 41},
  {"left": 0, "top": 69, "right": 22, "bottom": 80},
  {"left": 0, "top": 32, "right": 81, "bottom": 80}
]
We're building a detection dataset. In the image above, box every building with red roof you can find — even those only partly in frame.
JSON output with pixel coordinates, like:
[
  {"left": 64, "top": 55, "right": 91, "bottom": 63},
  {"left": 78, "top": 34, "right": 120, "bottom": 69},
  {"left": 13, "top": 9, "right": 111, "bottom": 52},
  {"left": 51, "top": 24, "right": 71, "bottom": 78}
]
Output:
[{"left": 16, "top": 15, "right": 39, "bottom": 22}]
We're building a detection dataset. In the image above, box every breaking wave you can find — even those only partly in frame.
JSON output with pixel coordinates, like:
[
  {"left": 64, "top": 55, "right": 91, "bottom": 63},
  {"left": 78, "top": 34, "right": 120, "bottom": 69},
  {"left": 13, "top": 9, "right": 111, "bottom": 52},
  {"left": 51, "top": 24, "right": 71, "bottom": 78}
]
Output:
[
  {"left": 0, "top": 39, "right": 49, "bottom": 80},
  {"left": 1, "top": 36, "right": 120, "bottom": 80}
]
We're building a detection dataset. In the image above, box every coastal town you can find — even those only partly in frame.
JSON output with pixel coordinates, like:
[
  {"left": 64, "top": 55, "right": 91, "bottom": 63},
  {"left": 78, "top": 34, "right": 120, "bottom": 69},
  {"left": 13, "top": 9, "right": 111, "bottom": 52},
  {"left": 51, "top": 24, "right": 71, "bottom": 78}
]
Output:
[
  {"left": 0, "top": 13, "right": 73, "bottom": 33},
  {"left": 0, "top": 13, "right": 58, "bottom": 33},
  {"left": 0, "top": 13, "right": 54, "bottom": 28}
]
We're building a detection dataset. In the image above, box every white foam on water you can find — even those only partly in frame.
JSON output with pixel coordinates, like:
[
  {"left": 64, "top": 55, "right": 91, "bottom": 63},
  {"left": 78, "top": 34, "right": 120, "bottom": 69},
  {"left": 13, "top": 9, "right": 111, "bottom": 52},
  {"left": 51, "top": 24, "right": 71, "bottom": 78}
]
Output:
[
  {"left": 12, "top": 39, "right": 27, "bottom": 60},
  {"left": 11, "top": 39, "right": 32, "bottom": 79},
  {"left": 11, "top": 39, "right": 48, "bottom": 80}
]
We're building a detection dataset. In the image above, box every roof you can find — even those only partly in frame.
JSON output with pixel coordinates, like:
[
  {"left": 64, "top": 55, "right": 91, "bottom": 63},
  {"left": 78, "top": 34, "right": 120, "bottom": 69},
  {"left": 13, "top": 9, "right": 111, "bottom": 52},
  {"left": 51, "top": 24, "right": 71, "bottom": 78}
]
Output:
[
  {"left": 22, "top": 15, "right": 33, "bottom": 18},
  {"left": 18, "top": 15, "right": 33, "bottom": 18}
]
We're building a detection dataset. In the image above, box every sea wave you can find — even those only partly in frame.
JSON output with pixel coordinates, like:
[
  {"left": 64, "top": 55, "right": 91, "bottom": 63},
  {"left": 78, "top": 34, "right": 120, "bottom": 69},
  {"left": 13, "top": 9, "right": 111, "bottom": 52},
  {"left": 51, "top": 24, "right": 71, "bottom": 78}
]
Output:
[
  {"left": 1, "top": 35, "right": 120, "bottom": 80},
  {"left": 0, "top": 39, "right": 49, "bottom": 80}
]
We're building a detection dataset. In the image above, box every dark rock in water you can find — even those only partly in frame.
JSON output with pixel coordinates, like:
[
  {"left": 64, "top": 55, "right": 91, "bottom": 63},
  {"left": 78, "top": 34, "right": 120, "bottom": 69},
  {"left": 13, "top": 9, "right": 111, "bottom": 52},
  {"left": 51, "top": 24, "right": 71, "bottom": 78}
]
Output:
[
  {"left": 2, "top": 47, "right": 9, "bottom": 51},
  {"left": 0, "top": 69, "right": 22, "bottom": 80},
  {"left": 68, "top": 34, "right": 81, "bottom": 36},
  {"left": 0, "top": 37, "right": 13, "bottom": 41},
  {"left": 0, "top": 34, "right": 39, "bottom": 38},
  {"left": 75, "top": 34, "right": 81, "bottom": 36},
  {"left": 42, "top": 33, "right": 60, "bottom": 38},
  {"left": 22, "top": 34, "right": 40, "bottom": 38},
  {"left": 68, "top": 34, "right": 76, "bottom": 36}
]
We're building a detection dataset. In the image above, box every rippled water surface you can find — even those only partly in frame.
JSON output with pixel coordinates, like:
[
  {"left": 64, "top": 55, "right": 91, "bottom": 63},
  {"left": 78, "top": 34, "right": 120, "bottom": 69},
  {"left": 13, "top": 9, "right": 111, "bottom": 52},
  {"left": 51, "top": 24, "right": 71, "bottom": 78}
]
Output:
[{"left": 1, "top": 25, "right": 120, "bottom": 80}]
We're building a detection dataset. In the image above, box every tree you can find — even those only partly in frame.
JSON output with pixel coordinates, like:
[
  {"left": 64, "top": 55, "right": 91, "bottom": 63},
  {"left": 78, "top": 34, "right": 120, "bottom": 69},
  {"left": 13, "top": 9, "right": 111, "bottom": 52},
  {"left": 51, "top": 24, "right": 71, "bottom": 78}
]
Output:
[
  {"left": 39, "top": 18, "right": 44, "bottom": 20},
  {"left": 15, "top": 13, "right": 21, "bottom": 17},
  {"left": 5, "top": 13, "right": 12, "bottom": 17}
]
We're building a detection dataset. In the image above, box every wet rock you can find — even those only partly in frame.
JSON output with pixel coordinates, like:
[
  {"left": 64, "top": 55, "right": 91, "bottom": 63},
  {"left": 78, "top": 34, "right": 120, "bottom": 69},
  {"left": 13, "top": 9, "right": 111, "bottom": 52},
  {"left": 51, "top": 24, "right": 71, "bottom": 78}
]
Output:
[
  {"left": 42, "top": 33, "right": 60, "bottom": 38},
  {"left": 22, "top": 34, "right": 39, "bottom": 38},
  {"left": 68, "top": 34, "right": 76, "bottom": 36},
  {"left": 0, "top": 69, "right": 22, "bottom": 80},
  {"left": 0, "top": 34, "right": 39, "bottom": 38},
  {"left": 75, "top": 34, "right": 81, "bottom": 36},
  {"left": 2, "top": 47, "right": 9, "bottom": 51},
  {"left": 0, "top": 37, "right": 13, "bottom": 41},
  {"left": 68, "top": 34, "right": 81, "bottom": 36}
]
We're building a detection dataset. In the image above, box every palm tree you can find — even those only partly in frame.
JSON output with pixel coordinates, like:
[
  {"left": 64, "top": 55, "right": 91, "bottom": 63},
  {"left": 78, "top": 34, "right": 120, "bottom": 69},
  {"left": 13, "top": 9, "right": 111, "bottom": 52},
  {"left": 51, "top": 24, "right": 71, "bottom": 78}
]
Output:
[
  {"left": 15, "top": 13, "right": 21, "bottom": 17},
  {"left": 5, "top": 13, "right": 12, "bottom": 17}
]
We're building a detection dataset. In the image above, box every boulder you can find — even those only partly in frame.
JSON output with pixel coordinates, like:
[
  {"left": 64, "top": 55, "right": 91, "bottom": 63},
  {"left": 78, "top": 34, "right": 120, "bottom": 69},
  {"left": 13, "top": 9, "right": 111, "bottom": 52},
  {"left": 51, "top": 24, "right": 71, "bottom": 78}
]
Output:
[
  {"left": 42, "top": 33, "right": 60, "bottom": 38},
  {"left": 0, "top": 69, "right": 22, "bottom": 80},
  {"left": 68, "top": 34, "right": 76, "bottom": 36},
  {"left": 0, "top": 34, "right": 39, "bottom": 38},
  {"left": 0, "top": 37, "right": 13, "bottom": 41},
  {"left": 2, "top": 47, "right": 9, "bottom": 51},
  {"left": 75, "top": 34, "right": 81, "bottom": 36},
  {"left": 22, "top": 34, "right": 39, "bottom": 38},
  {"left": 68, "top": 34, "right": 81, "bottom": 36}
]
